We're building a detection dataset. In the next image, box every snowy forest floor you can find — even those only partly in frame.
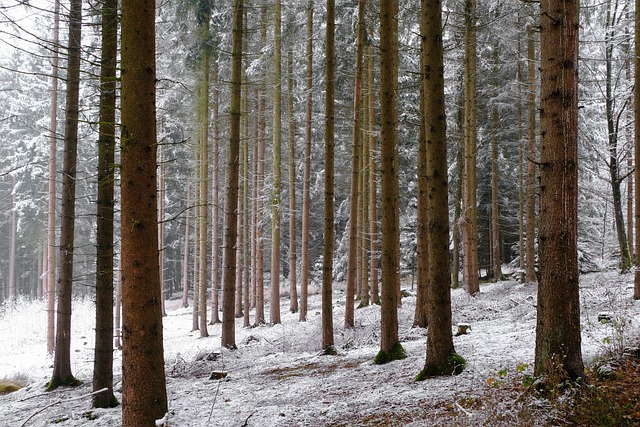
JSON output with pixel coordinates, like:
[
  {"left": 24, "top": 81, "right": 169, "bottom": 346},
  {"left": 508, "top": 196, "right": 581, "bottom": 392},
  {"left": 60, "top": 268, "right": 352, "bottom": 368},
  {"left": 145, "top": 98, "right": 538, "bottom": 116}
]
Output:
[{"left": 1, "top": 269, "right": 639, "bottom": 426}]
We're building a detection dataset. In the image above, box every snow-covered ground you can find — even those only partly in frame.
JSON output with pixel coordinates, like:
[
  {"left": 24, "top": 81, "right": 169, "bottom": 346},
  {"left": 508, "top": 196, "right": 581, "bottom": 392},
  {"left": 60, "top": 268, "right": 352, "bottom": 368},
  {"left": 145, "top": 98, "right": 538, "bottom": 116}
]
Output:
[{"left": 0, "top": 270, "right": 638, "bottom": 426}]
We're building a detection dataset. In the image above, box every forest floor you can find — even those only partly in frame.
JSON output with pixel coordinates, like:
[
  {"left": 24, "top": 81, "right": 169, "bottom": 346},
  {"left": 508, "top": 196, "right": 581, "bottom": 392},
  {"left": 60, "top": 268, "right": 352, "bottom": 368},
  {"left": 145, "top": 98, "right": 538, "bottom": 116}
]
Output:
[{"left": 0, "top": 269, "right": 639, "bottom": 426}]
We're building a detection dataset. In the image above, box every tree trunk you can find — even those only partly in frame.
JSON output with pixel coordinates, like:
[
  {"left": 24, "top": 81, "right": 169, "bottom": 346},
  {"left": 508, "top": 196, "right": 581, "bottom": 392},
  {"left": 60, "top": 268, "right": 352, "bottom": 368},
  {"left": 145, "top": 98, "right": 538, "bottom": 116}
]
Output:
[
  {"left": 635, "top": 0, "right": 640, "bottom": 300},
  {"left": 525, "top": 23, "right": 537, "bottom": 284},
  {"left": 417, "top": 0, "right": 461, "bottom": 379},
  {"left": 182, "top": 187, "right": 191, "bottom": 308},
  {"left": 322, "top": 0, "right": 336, "bottom": 353},
  {"left": 8, "top": 173, "right": 16, "bottom": 299},
  {"left": 221, "top": 0, "right": 243, "bottom": 349},
  {"left": 359, "top": 85, "right": 370, "bottom": 308},
  {"left": 414, "top": 6, "right": 428, "bottom": 327},
  {"left": 158, "top": 145, "right": 167, "bottom": 317},
  {"left": 517, "top": 13, "right": 525, "bottom": 284},
  {"left": 375, "top": 0, "right": 404, "bottom": 364},
  {"left": 368, "top": 46, "right": 380, "bottom": 305},
  {"left": 299, "top": 0, "right": 313, "bottom": 322},
  {"left": 93, "top": 0, "right": 118, "bottom": 406},
  {"left": 120, "top": 0, "right": 169, "bottom": 421},
  {"left": 49, "top": 0, "right": 82, "bottom": 390},
  {"left": 345, "top": 0, "right": 366, "bottom": 329},
  {"left": 287, "top": 50, "right": 298, "bottom": 314},
  {"left": 46, "top": 0, "right": 60, "bottom": 355},
  {"left": 534, "top": 0, "right": 584, "bottom": 381},
  {"left": 211, "top": 49, "right": 221, "bottom": 324},
  {"left": 462, "top": 0, "right": 479, "bottom": 295},
  {"left": 490, "top": 44, "right": 501, "bottom": 281},
  {"left": 254, "top": 6, "right": 267, "bottom": 325}
]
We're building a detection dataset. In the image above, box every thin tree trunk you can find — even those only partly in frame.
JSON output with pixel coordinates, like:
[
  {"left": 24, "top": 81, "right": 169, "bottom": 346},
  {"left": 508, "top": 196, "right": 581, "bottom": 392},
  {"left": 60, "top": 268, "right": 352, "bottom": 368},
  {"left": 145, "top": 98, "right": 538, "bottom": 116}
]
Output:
[
  {"left": 525, "top": 23, "right": 537, "bottom": 284},
  {"left": 345, "top": 0, "right": 366, "bottom": 329},
  {"left": 322, "top": 0, "right": 336, "bottom": 353},
  {"left": 367, "top": 46, "right": 379, "bottom": 305},
  {"left": 159, "top": 145, "right": 167, "bottom": 317},
  {"left": 8, "top": 173, "right": 16, "bottom": 299},
  {"left": 517, "top": 13, "right": 525, "bottom": 284},
  {"left": 287, "top": 50, "right": 299, "bottom": 314},
  {"left": 462, "top": 0, "right": 479, "bottom": 295},
  {"left": 254, "top": 6, "right": 267, "bottom": 325},
  {"left": 120, "top": 0, "right": 169, "bottom": 419},
  {"left": 221, "top": 0, "right": 243, "bottom": 349},
  {"left": 299, "top": 0, "right": 313, "bottom": 322},
  {"left": 211, "top": 50, "right": 221, "bottom": 324},
  {"left": 635, "top": 0, "right": 640, "bottom": 299},
  {"left": 114, "top": 269, "right": 122, "bottom": 349},
  {"left": 534, "top": 0, "right": 584, "bottom": 381},
  {"left": 49, "top": 0, "right": 82, "bottom": 389},
  {"left": 359, "top": 87, "right": 370, "bottom": 308},
  {"left": 46, "top": 0, "right": 60, "bottom": 355},
  {"left": 93, "top": 0, "right": 118, "bottom": 406},
  {"left": 375, "top": 0, "right": 404, "bottom": 364},
  {"left": 490, "top": 43, "right": 501, "bottom": 281},
  {"left": 182, "top": 187, "right": 191, "bottom": 308}
]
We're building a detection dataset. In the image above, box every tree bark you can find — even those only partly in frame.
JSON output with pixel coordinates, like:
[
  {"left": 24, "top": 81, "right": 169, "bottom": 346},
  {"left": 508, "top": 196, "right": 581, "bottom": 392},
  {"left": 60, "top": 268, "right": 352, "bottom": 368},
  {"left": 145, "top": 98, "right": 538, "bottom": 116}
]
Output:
[
  {"left": 287, "top": 50, "right": 298, "bottom": 314},
  {"left": 221, "top": 0, "right": 243, "bottom": 349},
  {"left": 525, "top": 23, "right": 537, "bottom": 284},
  {"left": 635, "top": 0, "right": 640, "bottom": 299},
  {"left": 462, "top": 0, "right": 479, "bottom": 294},
  {"left": 210, "top": 49, "right": 221, "bottom": 324},
  {"left": 49, "top": 0, "right": 82, "bottom": 390},
  {"left": 417, "top": 0, "right": 461, "bottom": 379},
  {"left": 345, "top": 0, "right": 366, "bottom": 329},
  {"left": 368, "top": 46, "right": 380, "bottom": 305},
  {"left": 375, "top": 0, "right": 404, "bottom": 364},
  {"left": 322, "top": 0, "right": 336, "bottom": 353},
  {"left": 299, "top": 0, "right": 313, "bottom": 322},
  {"left": 534, "top": 0, "right": 584, "bottom": 381},
  {"left": 93, "top": 0, "right": 118, "bottom": 406},
  {"left": 120, "top": 0, "right": 169, "bottom": 421}
]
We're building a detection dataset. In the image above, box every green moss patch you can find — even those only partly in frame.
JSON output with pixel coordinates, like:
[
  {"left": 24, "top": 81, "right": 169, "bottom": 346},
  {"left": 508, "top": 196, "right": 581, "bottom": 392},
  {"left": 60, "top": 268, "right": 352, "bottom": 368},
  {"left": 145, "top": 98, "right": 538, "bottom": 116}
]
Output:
[
  {"left": 373, "top": 342, "right": 406, "bottom": 365},
  {"left": 0, "top": 380, "right": 23, "bottom": 395},
  {"left": 416, "top": 352, "right": 466, "bottom": 380}
]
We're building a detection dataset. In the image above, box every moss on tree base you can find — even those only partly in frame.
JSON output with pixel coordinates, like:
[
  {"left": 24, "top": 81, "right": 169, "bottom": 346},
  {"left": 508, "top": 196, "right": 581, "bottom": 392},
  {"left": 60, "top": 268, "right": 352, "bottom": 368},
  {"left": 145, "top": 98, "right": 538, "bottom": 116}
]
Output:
[
  {"left": 374, "top": 342, "right": 406, "bottom": 365},
  {"left": 322, "top": 345, "right": 338, "bottom": 356},
  {"left": 416, "top": 352, "right": 466, "bottom": 380},
  {"left": 46, "top": 375, "right": 80, "bottom": 391}
]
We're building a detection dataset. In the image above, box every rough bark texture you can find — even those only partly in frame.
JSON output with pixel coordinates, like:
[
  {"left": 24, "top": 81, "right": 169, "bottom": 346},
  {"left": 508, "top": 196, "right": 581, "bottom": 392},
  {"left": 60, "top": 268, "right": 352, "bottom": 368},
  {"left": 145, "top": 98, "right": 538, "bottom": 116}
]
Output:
[
  {"left": 299, "top": 0, "right": 313, "bottom": 322},
  {"left": 287, "top": 50, "right": 298, "bottom": 314},
  {"left": 534, "top": 0, "right": 584, "bottom": 381},
  {"left": 270, "top": 0, "right": 282, "bottom": 325},
  {"left": 491, "top": 49, "right": 501, "bottom": 281},
  {"left": 221, "top": 0, "right": 243, "bottom": 349},
  {"left": 525, "top": 24, "right": 537, "bottom": 284},
  {"left": 345, "top": 0, "right": 366, "bottom": 329},
  {"left": 417, "top": 0, "right": 461, "bottom": 380},
  {"left": 414, "top": 2, "right": 429, "bottom": 328},
  {"left": 49, "top": 0, "right": 82, "bottom": 390},
  {"left": 120, "top": 0, "right": 169, "bottom": 422},
  {"left": 462, "top": 0, "right": 479, "bottom": 295},
  {"left": 182, "top": 187, "right": 191, "bottom": 308},
  {"left": 375, "top": 0, "right": 404, "bottom": 364},
  {"left": 322, "top": 0, "right": 336, "bottom": 353},
  {"left": 46, "top": 0, "right": 60, "bottom": 355},
  {"left": 368, "top": 46, "right": 380, "bottom": 305},
  {"left": 211, "top": 51, "right": 221, "bottom": 323},
  {"left": 93, "top": 0, "right": 118, "bottom": 407},
  {"left": 635, "top": 0, "right": 640, "bottom": 300}
]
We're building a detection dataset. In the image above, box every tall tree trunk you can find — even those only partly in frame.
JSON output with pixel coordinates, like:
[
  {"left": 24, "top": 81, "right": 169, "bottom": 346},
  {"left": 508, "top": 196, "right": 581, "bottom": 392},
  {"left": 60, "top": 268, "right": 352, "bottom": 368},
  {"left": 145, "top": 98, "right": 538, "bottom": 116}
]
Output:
[
  {"left": 635, "top": 0, "right": 640, "bottom": 300},
  {"left": 210, "top": 50, "right": 221, "bottom": 324},
  {"left": 368, "top": 46, "right": 380, "bottom": 305},
  {"left": 8, "top": 173, "right": 16, "bottom": 299},
  {"left": 462, "top": 0, "right": 479, "bottom": 295},
  {"left": 182, "top": 186, "right": 191, "bottom": 308},
  {"left": 452, "top": 129, "right": 463, "bottom": 289},
  {"left": 49, "top": 0, "right": 82, "bottom": 390},
  {"left": 197, "top": 6, "right": 211, "bottom": 336},
  {"left": 299, "top": 0, "right": 313, "bottom": 322},
  {"left": 322, "top": 0, "right": 336, "bottom": 353},
  {"left": 270, "top": 0, "right": 283, "bottom": 325},
  {"left": 114, "top": 269, "right": 122, "bottom": 349},
  {"left": 517, "top": 13, "right": 525, "bottom": 284},
  {"left": 359, "top": 87, "right": 370, "bottom": 308},
  {"left": 534, "top": 0, "right": 584, "bottom": 381},
  {"left": 46, "top": 0, "right": 61, "bottom": 355},
  {"left": 93, "top": 0, "right": 118, "bottom": 406},
  {"left": 254, "top": 6, "right": 267, "bottom": 325},
  {"left": 526, "top": 23, "right": 537, "bottom": 284},
  {"left": 120, "top": 0, "right": 169, "bottom": 420},
  {"left": 242, "top": 47, "right": 251, "bottom": 328},
  {"left": 345, "top": 0, "right": 366, "bottom": 329},
  {"left": 417, "top": 0, "right": 462, "bottom": 379},
  {"left": 375, "top": 0, "right": 404, "bottom": 364},
  {"left": 414, "top": 5, "right": 429, "bottom": 327},
  {"left": 221, "top": 0, "right": 243, "bottom": 349},
  {"left": 158, "top": 145, "right": 167, "bottom": 317},
  {"left": 490, "top": 44, "right": 501, "bottom": 281},
  {"left": 287, "top": 50, "right": 299, "bottom": 314},
  {"left": 605, "top": 1, "right": 631, "bottom": 272}
]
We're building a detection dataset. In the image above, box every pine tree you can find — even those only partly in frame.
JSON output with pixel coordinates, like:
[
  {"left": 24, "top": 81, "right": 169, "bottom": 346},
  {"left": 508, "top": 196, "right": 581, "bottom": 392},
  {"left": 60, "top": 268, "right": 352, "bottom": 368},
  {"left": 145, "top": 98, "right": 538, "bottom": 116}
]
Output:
[
  {"left": 534, "top": 0, "right": 584, "bottom": 381},
  {"left": 120, "top": 0, "right": 169, "bottom": 421}
]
